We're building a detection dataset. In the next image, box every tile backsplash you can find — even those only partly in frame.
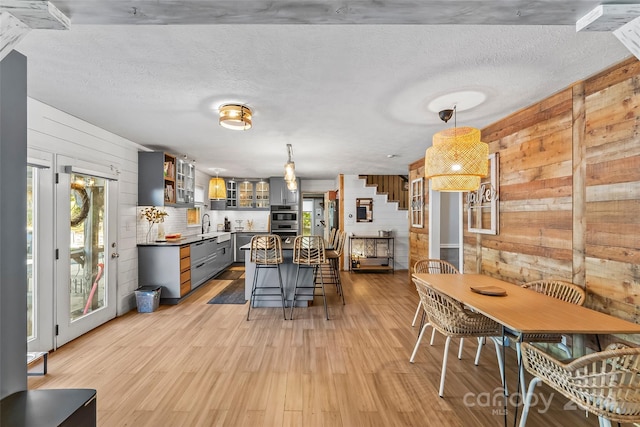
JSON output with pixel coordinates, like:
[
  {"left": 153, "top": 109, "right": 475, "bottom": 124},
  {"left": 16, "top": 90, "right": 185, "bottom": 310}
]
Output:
[{"left": 137, "top": 206, "right": 269, "bottom": 243}]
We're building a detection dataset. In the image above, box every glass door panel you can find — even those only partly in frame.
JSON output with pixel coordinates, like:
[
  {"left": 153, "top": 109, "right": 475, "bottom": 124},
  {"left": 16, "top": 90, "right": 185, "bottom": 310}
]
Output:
[
  {"left": 226, "top": 180, "right": 237, "bottom": 208},
  {"left": 238, "top": 181, "right": 253, "bottom": 208},
  {"left": 255, "top": 181, "right": 269, "bottom": 208},
  {"left": 27, "top": 166, "right": 35, "bottom": 341},
  {"left": 27, "top": 151, "right": 54, "bottom": 353},
  {"left": 69, "top": 173, "right": 106, "bottom": 320}
]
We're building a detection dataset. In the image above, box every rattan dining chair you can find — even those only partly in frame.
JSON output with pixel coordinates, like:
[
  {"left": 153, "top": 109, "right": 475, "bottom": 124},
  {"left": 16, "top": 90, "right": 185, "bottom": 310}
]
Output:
[
  {"left": 412, "top": 259, "right": 468, "bottom": 357},
  {"left": 246, "top": 234, "right": 286, "bottom": 321},
  {"left": 519, "top": 342, "right": 640, "bottom": 427},
  {"left": 327, "top": 227, "right": 338, "bottom": 248},
  {"left": 290, "top": 235, "right": 329, "bottom": 320},
  {"left": 410, "top": 278, "right": 504, "bottom": 397},
  {"left": 478, "top": 279, "right": 586, "bottom": 396},
  {"left": 412, "top": 259, "right": 459, "bottom": 326},
  {"left": 323, "top": 230, "right": 346, "bottom": 305}
]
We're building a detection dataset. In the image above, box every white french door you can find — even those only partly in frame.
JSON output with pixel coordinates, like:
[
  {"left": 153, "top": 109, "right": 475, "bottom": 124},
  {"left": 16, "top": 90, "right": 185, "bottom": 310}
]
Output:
[
  {"left": 55, "top": 156, "right": 118, "bottom": 347},
  {"left": 27, "top": 158, "right": 55, "bottom": 353}
]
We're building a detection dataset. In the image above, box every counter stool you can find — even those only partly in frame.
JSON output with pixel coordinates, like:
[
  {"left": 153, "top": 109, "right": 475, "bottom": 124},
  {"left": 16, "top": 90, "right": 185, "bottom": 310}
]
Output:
[
  {"left": 323, "top": 230, "right": 346, "bottom": 304},
  {"left": 290, "top": 235, "right": 328, "bottom": 320},
  {"left": 247, "top": 234, "right": 286, "bottom": 321}
]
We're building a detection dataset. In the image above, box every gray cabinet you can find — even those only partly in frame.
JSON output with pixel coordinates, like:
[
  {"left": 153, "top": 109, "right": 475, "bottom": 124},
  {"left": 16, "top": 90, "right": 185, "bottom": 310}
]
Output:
[
  {"left": 218, "top": 179, "right": 269, "bottom": 210},
  {"left": 235, "top": 232, "right": 256, "bottom": 262},
  {"left": 214, "top": 238, "right": 233, "bottom": 273},
  {"left": 138, "top": 236, "right": 233, "bottom": 304},
  {"left": 138, "top": 151, "right": 194, "bottom": 207},
  {"left": 270, "top": 177, "right": 299, "bottom": 206},
  {"left": 138, "top": 245, "right": 185, "bottom": 301},
  {"left": 225, "top": 179, "right": 237, "bottom": 209},
  {"left": 175, "top": 157, "right": 195, "bottom": 205},
  {"left": 190, "top": 239, "right": 217, "bottom": 289}
]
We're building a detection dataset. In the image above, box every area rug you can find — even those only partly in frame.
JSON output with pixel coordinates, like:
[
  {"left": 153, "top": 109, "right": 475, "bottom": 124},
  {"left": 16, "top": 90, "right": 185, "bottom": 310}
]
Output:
[{"left": 208, "top": 278, "right": 247, "bottom": 304}]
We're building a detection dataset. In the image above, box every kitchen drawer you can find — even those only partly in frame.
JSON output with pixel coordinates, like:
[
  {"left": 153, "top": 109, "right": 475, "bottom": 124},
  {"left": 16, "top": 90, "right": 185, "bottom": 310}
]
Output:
[
  {"left": 191, "top": 255, "right": 216, "bottom": 288},
  {"left": 180, "top": 279, "right": 191, "bottom": 297},
  {"left": 180, "top": 245, "right": 190, "bottom": 259},
  {"left": 191, "top": 239, "right": 216, "bottom": 265},
  {"left": 180, "top": 270, "right": 190, "bottom": 284},
  {"left": 180, "top": 257, "right": 190, "bottom": 272}
]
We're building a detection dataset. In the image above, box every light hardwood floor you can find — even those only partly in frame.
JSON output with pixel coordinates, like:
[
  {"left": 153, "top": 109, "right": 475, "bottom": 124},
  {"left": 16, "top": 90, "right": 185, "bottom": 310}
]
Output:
[{"left": 29, "top": 267, "right": 615, "bottom": 426}]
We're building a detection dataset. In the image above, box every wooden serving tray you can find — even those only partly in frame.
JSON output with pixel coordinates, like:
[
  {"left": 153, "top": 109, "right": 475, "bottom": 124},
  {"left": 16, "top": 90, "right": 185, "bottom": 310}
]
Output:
[{"left": 470, "top": 286, "right": 507, "bottom": 296}]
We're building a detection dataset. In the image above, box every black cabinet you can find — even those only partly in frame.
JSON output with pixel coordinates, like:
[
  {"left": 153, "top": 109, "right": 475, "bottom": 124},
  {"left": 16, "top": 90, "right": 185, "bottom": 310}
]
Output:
[{"left": 1, "top": 389, "right": 96, "bottom": 427}]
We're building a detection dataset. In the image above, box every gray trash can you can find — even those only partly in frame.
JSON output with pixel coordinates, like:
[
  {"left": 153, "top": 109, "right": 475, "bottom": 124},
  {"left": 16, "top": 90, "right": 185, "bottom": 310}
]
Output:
[{"left": 135, "top": 286, "right": 161, "bottom": 313}]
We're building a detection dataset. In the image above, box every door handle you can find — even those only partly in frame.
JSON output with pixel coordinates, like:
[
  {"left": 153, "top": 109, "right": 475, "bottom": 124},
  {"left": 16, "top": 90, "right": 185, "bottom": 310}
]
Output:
[{"left": 111, "top": 253, "right": 120, "bottom": 258}]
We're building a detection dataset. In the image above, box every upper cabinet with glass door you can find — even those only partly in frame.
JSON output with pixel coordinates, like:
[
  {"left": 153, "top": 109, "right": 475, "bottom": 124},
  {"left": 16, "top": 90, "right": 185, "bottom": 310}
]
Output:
[
  {"left": 218, "top": 179, "right": 269, "bottom": 210},
  {"left": 138, "top": 151, "right": 194, "bottom": 207},
  {"left": 225, "top": 179, "right": 237, "bottom": 209},
  {"left": 175, "top": 157, "right": 195, "bottom": 206},
  {"left": 254, "top": 180, "right": 269, "bottom": 208}
]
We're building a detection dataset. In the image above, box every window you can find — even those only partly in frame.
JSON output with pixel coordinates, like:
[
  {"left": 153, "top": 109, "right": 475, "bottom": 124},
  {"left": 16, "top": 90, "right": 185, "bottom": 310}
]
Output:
[{"left": 410, "top": 178, "right": 424, "bottom": 228}]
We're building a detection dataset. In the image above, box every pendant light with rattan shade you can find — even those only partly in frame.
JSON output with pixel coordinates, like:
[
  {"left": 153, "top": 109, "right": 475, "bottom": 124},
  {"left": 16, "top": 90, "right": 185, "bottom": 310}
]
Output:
[
  {"left": 209, "top": 170, "right": 227, "bottom": 200},
  {"left": 425, "top": 107, "right": 489, "bottom": 192}
]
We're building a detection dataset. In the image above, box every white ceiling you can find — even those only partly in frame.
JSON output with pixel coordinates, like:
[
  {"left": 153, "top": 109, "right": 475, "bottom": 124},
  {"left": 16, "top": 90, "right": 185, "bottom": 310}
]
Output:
[{"left": 12, "top": 1, "right": 634, "bottom": 179}]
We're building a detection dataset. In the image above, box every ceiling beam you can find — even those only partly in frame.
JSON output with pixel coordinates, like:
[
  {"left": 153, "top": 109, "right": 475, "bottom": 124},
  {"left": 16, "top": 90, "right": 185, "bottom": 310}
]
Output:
[
  {"left": 24, "top": 1, "right": 605, "bottom": 26},
  {"left": 576, "top": 4, "right": 640, "bottom": 31},
  {"left": 614, "top": 15, "right": 640, "bottom": 60},
  {"left": 0, "top": 1, "right": 69, "bottom": 61},
  {"left": 0, "top": 12, "right": 30, "bottom": 62},
  {"left": 2, "top": 1, "right": 69, "bottom": 29}
]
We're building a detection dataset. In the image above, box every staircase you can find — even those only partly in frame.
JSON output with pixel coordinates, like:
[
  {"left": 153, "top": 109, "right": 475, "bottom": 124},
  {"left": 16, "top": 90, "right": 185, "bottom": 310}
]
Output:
[{"left": 359, "top": 175, "right": 408, "bottom": 210}]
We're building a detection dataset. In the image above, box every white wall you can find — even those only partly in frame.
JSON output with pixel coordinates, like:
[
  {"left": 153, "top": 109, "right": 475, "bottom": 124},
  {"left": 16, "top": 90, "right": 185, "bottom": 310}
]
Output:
[
  {"left": 301, "top": 179, "right": 336, "bottom": 192},
  {"left": 342, "top": 175, "right": 408, "bottom": 270},
  {"left": 28, "top": 99, "right": 143, "bottom": 315}
]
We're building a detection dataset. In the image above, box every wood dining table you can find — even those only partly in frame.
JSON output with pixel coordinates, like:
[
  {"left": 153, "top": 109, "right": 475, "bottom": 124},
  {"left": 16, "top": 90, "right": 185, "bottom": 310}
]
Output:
[
  {"left": 412, "top": 273, "right": 640, "bottom": 338},
  {"left": 412, "top": 273, "right": 640, "bottom": 426}
]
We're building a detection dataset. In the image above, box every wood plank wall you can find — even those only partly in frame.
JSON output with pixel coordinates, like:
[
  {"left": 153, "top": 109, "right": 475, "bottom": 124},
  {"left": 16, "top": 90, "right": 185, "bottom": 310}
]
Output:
[
  {"left": 408, "top": 57, "right": 640, "bottom": 342},
  {"left": 408, "top": 160, "right": 428, "bottom": 272},
  {"left": 361, "top": 175, "right": 408, "bottom": 209}
]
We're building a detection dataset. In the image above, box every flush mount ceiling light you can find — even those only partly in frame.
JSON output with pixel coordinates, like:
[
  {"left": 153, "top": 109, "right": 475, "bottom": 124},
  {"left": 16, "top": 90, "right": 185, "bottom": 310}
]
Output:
[
  {"left": 425, "top": 105, "right": 489, "bottom": 192},
  {"left": 219, "top": 104, "right": 252, "bottom": 130},
  {"left": 284, "top": 144, "right": 296, "bottom": 183},
  {"left": 208, "top": 169, "right": 227, "bottom": 200}
]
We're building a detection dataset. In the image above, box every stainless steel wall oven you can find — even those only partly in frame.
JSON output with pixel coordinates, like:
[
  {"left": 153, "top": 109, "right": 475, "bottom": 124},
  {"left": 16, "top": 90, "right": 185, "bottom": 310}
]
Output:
[{"left": 270, "top": 205, "right": 299, "bottom": 239}]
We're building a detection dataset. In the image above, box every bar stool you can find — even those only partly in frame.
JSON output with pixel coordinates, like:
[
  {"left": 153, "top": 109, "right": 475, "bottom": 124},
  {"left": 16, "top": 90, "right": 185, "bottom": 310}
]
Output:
[
  {"left": 246, "top": 234, "right": 286, "bottom": 321},
  {"left": 323, "top": 230, "right": 346, "bottom": 304},
  {"left": 290, "top": 235, "right": 328, "bottom": 320}
]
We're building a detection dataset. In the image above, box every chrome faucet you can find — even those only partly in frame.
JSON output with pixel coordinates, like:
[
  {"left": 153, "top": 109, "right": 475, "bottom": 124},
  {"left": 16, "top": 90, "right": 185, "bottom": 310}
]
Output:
[{"left": 202, "top": 213, "right": 211, "bottom": 234}]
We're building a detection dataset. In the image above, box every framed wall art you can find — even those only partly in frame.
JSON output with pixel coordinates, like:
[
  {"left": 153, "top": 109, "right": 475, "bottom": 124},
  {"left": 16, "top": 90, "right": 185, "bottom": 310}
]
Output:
[{"left": 467, "top": 153, "right": 499, "bottom": 235}]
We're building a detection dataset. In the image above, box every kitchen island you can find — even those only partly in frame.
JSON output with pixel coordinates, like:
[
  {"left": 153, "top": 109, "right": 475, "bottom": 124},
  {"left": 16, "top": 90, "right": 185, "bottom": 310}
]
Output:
[{"left": 242, "top": 239, "right": 315, "bottom": 307}]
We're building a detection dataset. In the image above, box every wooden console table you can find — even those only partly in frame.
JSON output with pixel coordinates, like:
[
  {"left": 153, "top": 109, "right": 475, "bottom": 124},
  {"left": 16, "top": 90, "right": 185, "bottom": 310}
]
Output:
[{"left": 348, "top": 235, "right": 394, "bottom": 273}]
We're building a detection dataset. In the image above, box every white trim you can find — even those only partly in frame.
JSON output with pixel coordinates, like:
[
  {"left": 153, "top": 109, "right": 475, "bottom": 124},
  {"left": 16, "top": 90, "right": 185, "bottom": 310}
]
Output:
[
  {"left": 63, "top": 164, "right": 119, "bottom": 181},
  {"left": 428, "top": 180, "right": 441, "bottom": 260}
]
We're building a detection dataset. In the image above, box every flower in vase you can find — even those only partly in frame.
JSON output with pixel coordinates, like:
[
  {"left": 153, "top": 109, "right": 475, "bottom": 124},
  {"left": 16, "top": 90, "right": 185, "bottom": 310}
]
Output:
[{"left": 141, "top": 207, "right": 168, "bottom": 224}]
